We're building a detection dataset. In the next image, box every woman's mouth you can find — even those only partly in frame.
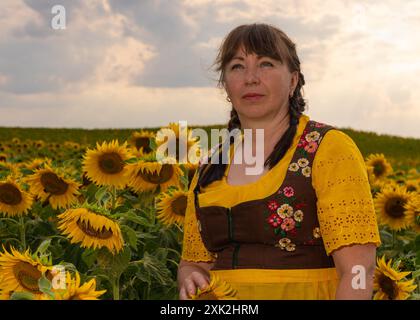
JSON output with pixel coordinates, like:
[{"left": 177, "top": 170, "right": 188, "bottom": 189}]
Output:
[{"left": 242, "top": 94, "right": 265, "bottom": 102}]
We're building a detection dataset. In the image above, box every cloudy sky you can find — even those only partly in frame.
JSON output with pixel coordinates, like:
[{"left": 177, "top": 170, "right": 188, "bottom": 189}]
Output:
[{"left": 0, "top": 0, "right": 419, "bottom": 138}]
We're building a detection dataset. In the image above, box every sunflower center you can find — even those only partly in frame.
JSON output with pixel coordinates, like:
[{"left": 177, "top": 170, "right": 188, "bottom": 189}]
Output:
[
  {"left": 135, "top": 137, "right": 152, "bottom": 153},
  {"left": 171, "top": 195, "right": 188, "bottom": 216},
  {"left": 407, "top": 185, "right": 416, "bottom": 192},
  {"left": 378, "top": 274, "right": 398, "bottom": 300},
  {"left": 77, "top": 219, "right": 114, "bottom": 239},
  {"left": 138, "top": 164, "right": 174, "bottom": 184},
  {"left": 40, "top": 172, "right": 69, "bottom": 195},
  {"left": 98, "top": 153, "right": 124, "bottom": 174},
  {"left": 0, "top": 183, "right": 23, "bottom": 205},
  {"left": 197, "top": 291, "right": 218, "bottom": 300},
  {"left": 13, "top": 262, "right": 42, "bottom": 293},
  {"left": 373, "top": 162, "right": 385, "bottom": 176},
  {"left": 385, "top": 197, "right": 406, "bottom": 218}
]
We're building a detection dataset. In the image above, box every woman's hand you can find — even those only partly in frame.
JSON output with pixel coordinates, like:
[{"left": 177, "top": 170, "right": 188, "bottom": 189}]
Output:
[{"left": 177, "top": 260, "right": 213, "bottom": 300}]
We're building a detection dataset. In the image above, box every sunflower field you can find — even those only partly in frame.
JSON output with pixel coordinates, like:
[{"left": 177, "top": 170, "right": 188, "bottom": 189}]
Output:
[{"left": 0, "top": 124, "right": 419, "bottom": 300}]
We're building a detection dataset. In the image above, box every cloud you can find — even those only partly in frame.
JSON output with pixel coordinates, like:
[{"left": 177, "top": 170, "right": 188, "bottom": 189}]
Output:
[
  {"left": 0, "top": 0, "right": 418, "bottom": 138},
  {"left": 0, "top": 85, "right": 229, "bottom": 128}
]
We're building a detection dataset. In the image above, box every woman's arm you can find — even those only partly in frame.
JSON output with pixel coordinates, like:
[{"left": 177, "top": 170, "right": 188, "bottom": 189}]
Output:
[
  {"left": 332, "top": 243, "right": 376, "bottom": 300},
  {"left": 177, "top": 259, "right": 215, "bottom": 300}
]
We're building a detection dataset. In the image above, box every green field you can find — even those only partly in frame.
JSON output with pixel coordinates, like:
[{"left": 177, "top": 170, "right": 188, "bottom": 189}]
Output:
[{"left": 0, "top": 125, "right": 419, "bottom": 171}]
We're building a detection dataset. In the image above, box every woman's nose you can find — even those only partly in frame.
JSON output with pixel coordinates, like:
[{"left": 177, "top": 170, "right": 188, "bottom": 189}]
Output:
[{"left": 244, "top": 66, "right": 260, "bottom": 85}]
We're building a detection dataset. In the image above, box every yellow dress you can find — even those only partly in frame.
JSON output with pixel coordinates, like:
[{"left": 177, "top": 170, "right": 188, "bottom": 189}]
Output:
[{"left": 181, "top": 114, "right": 381, "bottom": 300}]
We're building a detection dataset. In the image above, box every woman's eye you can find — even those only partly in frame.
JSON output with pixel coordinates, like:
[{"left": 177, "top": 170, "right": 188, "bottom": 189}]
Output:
[
  {"left": 261, "top": 61, "right": 273, "bottom": 67},
  {"left": 231, "top": 64, "right": 243, "bottom": 70}
]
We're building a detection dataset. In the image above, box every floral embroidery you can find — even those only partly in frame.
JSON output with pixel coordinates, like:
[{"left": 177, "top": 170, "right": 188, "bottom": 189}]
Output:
[
  {"left": 283, "top": 186, "right": 294, "bottom": 197},
  {"left": 288, "top": 121, "right": 327, "bottom": 178},
  {"left": 285, "top": 243, "right": 296, "bottom": 252},
  {"left": 302, "top": 166, "right": 311, "bottom": 177},
  {"left": 276, "top": 204, "right": 293, "bottom": 218},
  {"left": 264, "top": 186, "right": 305, "bottom": 239},
  {"left": 305, "top": 131, "right": 320, "bottom": 142},
  {"left": 275, "top": 238, "right": 296, "bottom": 252},
  {"left": 267, "top": 213, "right": 282, "bottom": 227},
  {"left": 265, "top": 121, "right": 329, "bottom": 250},
  {"left": 293, "top": 210, "right": 304, "bottom": 222},
  {"left": 304, "top": 141, "right": 318, "bottom": 154},
  {"left": 297, "top": 158, "right": 309, "bottom": 167},
  {"left": 281, "top": 217, "right": 295, "bottom": 231},
  {"left": 288, "top": 163, "right": 299, "bottom": 172},
  {"left": 267, "top": 200, "right": 279, "bottom": 211},
  {"left": 313, "top": 227, "right": 322, "bottom": 239}
]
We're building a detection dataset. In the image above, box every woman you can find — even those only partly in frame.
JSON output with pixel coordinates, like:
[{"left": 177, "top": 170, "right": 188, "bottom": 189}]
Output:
[{"left": 177, "top": 23, "right": 381, "bottom": 300}]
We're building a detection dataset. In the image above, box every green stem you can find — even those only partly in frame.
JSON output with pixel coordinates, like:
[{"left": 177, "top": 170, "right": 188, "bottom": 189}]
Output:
[
  {"left": 392, "top": 230, "right": 396, "bottom": 249},
  {"left": 113, "top": 276, "right": 120, "bottom": 300},
  {"left": 111, "top": 186, "right": 117, "bottom": 211},
  {"left": 19, "top": 216, "right": 26, "bottom": 250}
]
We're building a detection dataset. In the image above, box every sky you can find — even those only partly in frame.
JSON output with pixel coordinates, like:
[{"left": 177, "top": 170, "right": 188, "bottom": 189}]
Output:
[{"left": 0, "top": 0, "right": 419, "bottom": 138}]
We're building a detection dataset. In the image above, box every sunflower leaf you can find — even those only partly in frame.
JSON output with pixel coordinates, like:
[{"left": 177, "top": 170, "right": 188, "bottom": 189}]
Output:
[
  {"left": 121, "top": 225, "right": 138, "bottom": 250},
  {"left": 10, "top": 291, "right": 36, "bottom": 300},
  {"left": 118, "top": 210, "right": 153, "bottom": 227},
  {"left": 81, "top": 248, "right": 98, "bottom": 268},
  {"left": 95, "top": 186, "right": 109, "bottom": 203},
  {"left": 149, "top": 138, "right": 157, "bottom": 151},
  {"left": 124, "top": 157, "right": 138, "bottom": 164},
  {"left": 35, "top": 239, "right": 52, "bottom": 256},
  {"left": 415, "top": 234, "right": 420, "bottom": 250},
  {"left": 38, "top": 274, "right": 55, "bottom": 299}
]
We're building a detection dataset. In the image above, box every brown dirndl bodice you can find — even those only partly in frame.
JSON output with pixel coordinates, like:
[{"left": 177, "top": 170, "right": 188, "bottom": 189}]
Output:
[{"left": 194, "top": 118, "right": 337, "bottom": 270}]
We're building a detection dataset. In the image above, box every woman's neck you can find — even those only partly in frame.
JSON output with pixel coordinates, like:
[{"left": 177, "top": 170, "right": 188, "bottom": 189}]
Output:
[{"left": 239, "top": 108, "right": 291, "bottom": 159}]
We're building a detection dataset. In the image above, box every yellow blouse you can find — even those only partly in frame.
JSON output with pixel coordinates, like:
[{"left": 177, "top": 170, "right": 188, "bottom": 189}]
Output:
[{"left": 181, "top": 114, "right": 381, "bottom": 300}]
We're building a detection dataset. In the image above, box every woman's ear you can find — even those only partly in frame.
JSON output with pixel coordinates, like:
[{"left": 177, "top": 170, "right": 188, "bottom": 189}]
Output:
[{"left": 290, "top": 71, "right": 299, "bottom": 96}]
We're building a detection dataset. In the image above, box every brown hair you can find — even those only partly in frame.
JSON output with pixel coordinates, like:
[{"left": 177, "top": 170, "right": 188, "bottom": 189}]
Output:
[{"left": 198, "top": 23, "right": 306, "bottom": 189}]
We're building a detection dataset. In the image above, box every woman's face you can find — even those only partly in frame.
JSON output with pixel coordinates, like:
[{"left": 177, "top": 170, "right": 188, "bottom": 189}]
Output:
[{"left": 223, "top": 46, "right": 298, "bottom": 123}]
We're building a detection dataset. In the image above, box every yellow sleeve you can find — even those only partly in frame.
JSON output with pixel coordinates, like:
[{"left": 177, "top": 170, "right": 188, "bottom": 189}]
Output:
[
  {"left": 312, "top": 129, "right": 382, "bottom": 256},
  {"left": 181, "top": 169, "right": 217, "bottom": 262}
]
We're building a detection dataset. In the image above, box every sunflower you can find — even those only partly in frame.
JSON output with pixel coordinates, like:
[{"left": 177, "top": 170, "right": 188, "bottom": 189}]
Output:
[
  {"left": 404, "top": 179, "right": 419, "bottom": 193},
  {"left": 82, "top": 140, "right": 131, "bottom": 189},
  {"left": 156, "top": 189, "right": 188, "bottom": 226},
  {"left": 373, "top": 184, "right": 414, "bottom": 231},
  {"left": 125, "top": 160, "right": 183, "bottom": 193},
  {"left": 189, "top": 271, "right": 238, "bottom": 300},
  {"left": 45, "top": 271, "right": 106, "bottom": 300},
  {"left": 57, "top": 207, "right": 124, "bottom": 254},
  {"left": 155, "top": 122, "right": 200, "bottom": 163},
  {"left": 405, "top": 195, "right": 420, "bottom": 232},
  {"left": 23, "top": 158, "right": 52, "bottom": 171},
  {"left": 366, "top": 153, "right": 393, "bottom": 183},
  {"left": 25, "top": 165, "right": 80, "bottom": 210},
  {"left": 0, "top": 177, "right": 33, "bottom": 217},
  {"left": 0, "top": 162, "right": 20, "bottom": 178},
  {"left": 128, "top": 130, "right": 155, "bottom": 156},
  {"left": 0, "top": 153, "right": 7, "bottom": 162},
  {"left": 32, "top": 140, "right": 45, "bottom": 149},
  {"left": 0, "top": 246, "right": 52, "bottom": 300},
  {"left": 373, "top": 255, "right": 417, "bottom": 300}
]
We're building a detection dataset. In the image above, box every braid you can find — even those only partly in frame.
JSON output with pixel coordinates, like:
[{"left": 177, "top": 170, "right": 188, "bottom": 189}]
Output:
[
  {"left": 228, "top": 107, "right": 241, "bottom": 131},
  {"left": 265, "top": 71, "right": 306, "bottom": 168},
  {"left": 198, "top": 106, "right": 240, "bottom": 189}
]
